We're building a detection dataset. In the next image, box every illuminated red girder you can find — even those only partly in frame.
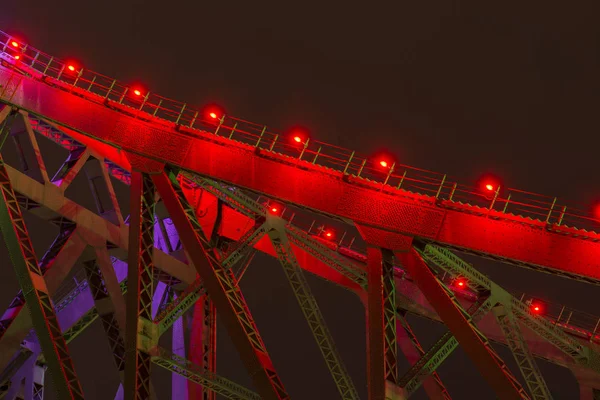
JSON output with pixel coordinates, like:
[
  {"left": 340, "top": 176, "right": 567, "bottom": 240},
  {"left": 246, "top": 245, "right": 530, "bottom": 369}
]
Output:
[
  {"left": 2, "top": 37, "right": 600, "bottom": 399},
  {"left": 365, "top": 247, "right": 388, "bottom": 400},
  {"left": 2, "top": 71, "right": 597, "bottom": 283}
]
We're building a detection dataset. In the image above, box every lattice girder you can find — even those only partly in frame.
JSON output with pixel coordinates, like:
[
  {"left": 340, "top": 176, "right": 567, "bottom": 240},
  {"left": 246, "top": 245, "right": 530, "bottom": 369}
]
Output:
[
  {"left": 153, "top": 168, "right": 289, "bottom": 400},
  {"left": 151, "top": 348, "right": 261, "bottom": 400},
  {"left": 124, "top": 172, "right": 157, "bottom": 400},
  {"left": 83, "top": 259, "right": 126, "bottom": 372},
  {"left": 493, "top": 304, "right": 553, "bottom": 400},
  {"left": 0, "top": 108, "right": 85, "bottom": 398},
  {"left": 419, "top": 243, "right": 599, "bottom": 371},
  {"left": 396, "top": 249, "right": 529, "bottom": 399},
  {"left": 395, "top": 313, "right": 452, "bottom": 399},
  {"left": 267, "top": 217, "right": 360, "bottom": 400},
  {"left": 364, "top": 246, "right": 399, "bottom": 400},
  {"left": 398, "top": 295, "right": 496, "bottom": 396},
  {"left": 186, "top": 175, "right": 366, "bottom": 290}
]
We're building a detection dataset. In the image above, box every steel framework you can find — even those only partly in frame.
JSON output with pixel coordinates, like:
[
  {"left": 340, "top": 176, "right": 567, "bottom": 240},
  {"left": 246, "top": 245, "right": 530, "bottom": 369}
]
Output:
[{"left": 0, "top": 30, "right": 599, "bottom": 400}]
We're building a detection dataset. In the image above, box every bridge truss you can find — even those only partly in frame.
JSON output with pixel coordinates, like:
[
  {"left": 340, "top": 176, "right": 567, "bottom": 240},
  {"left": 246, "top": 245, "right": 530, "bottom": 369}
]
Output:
[{"left": 0, "top": 31, "right": 599, "bottom": 400}]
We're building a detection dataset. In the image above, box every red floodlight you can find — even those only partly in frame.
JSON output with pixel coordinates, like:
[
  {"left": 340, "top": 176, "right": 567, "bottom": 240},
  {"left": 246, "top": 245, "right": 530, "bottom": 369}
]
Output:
[
  {"left": 379, "top": 160, "right": 388, "bottom": 168},
  {"left": 485, "top": 183, "right": 495, "bottom": 191},
  {"left": 593, "top": 202, "right": 600, "bottom": 220},
  {"left": 204, "top": 105, "right": 224, "bottom": 122},
  {"left": 530, "top": 301, "right": 543, "bottom": 314},
  {"left": 290, "top": 129, "right": 308, "bottom": 145},
  {"left": 268, "top": 202, "right": 283, "bottom": 215},
  {"left": 67, "top": 65, "right": 76, "bottom": 72},
  {"left": 10, "top": 41, "right": 19, "bottom": 48},
  {"left": 133, "top": 89, "right": 142, "bottom": 96},
  {"left": 14, "top": 55, "right": 20, "bottom": 60},
  {"left": 321, "top": 229, "right": 335, "bottom": 240},
  {"left": 454, "top": 278, "right": 467, "bottom": 288}
]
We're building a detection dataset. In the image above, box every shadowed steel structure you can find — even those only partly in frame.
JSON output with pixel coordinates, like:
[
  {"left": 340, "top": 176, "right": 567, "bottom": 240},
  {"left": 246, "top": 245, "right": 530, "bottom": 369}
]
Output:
[{"left": 0, "top": 30, "right": 599, "bottom": 400}]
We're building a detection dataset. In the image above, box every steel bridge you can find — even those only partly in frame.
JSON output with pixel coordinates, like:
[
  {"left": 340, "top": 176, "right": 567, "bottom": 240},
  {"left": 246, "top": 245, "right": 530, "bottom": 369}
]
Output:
[{"left": 0, "top": 30, "right": 599, "bottom": 400}]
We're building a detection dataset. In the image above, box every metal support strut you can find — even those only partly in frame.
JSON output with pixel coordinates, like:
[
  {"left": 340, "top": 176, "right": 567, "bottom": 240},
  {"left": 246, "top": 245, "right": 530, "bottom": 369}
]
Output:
[
  {"left": 124, "top": 172, "right": 157, "bottom": 400},
  {"left": 366, "top": 247, "right": 398, "bottom": 400},
  {"left": 268, "top": 222, "right": 359, "bottom": 400},
  {"left": 152, "top": 169, "right": 289, "bottom": 400},
  {"left": 396, "top": 248, "right": 528, "bottom": 400},
  {"left": 0, "top": 108, "right": 85, "bottom": 399}
]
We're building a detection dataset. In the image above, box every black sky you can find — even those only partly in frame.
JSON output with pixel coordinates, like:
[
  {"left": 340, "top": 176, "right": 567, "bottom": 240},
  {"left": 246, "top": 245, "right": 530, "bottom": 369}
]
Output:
[{"left": 0, "top": 1, "right": 599, "bottom": 399}]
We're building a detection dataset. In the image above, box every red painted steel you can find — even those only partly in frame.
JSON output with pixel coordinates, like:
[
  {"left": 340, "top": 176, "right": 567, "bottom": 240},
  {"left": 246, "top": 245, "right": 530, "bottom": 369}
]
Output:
[
  {"left": 366, "top": 247, "right": 386, "bottom": 400},
  {"left": 0, "top": 67, "right": 598, "bottom": 283}
]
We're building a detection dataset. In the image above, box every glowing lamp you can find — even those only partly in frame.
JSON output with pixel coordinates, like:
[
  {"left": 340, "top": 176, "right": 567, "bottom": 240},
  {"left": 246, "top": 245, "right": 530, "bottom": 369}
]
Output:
[
  {"left": 293, "top": 136, "right": 302, "bottom": 143},
  {"left": 380, "top": 160, "right": 388, "bottom": 168},
  {"left": 485, "top": 184, "right": 494, "bottom": 191},
  {"left": 530, "top": 302, "right": 543, "bottom": 314},
  {"left": 67, "top": 65, "right": 76, "bottom": 72},
  {"left": 133, "top": 89, "right": 142, "bottom": 96},
  {"left": 10, "top": 41, "right": 18, "bottom": 48},
  {"left": 14, "top": 55, "right": 20, "bottom": 60},
  {"left": 271, "top": 207, "right": 278, "bottom": 213},
  {"left": 209, "top": 112, "right": 218, "bottom": 119},
  {"left": 322, "top": 230, "right": 335, "bottom": 240}
]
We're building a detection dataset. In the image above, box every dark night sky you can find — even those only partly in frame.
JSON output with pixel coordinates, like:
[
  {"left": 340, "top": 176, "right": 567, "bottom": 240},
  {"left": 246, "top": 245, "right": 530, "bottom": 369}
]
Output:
[{"left": 0, "top": 1, "right": 599, "bottom": 399}]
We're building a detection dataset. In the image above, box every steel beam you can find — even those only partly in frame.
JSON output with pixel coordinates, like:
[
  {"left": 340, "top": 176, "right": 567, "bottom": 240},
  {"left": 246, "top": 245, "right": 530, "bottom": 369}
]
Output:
[
  {"left": 152, "top": 169, "right": 289, "bottom": 400},
  {"left": 83, "top": 260, "right": 126, "bottom": 374},
  {"left": 19, "top": 111, "right": 50, "bottom": 184},
  {"left": 366, "top": 246, "right": 398, "bottom": 400},
  {"left": 3, "top": 162, "right": 196, "bottom": 286},
  {"left": 397, "top": 297, "right": 495, "bottom": 396},
  {"left": 493, "top": 305, "right": 553, "bottom": 400},
  {"left": 396, "top": 313, "right": 451, "bottom": 399},
  {"left": 52, "top": 146, "right": 89, "bottom": 190},
  {"left": 187, "top": 295, "right": 217, "bottom": 400},
  {"left": 419, "top": 244, "right": 599, "bottom": 370},
  {"left": 151, "top": 347, "right": 261, "bottom": 400},
  {"left": 124, "top": 172, "right": 157, "bottom": 400},
  {"left": 396, "top": 249, "right": 527, "bottom": 399},
  {"left": 0, "top": 109, "right": 84, "bottom": 398},
  {"left": 268, "top": 221, "right": 359, "bottom": 399},
  {"left": 0, "top": 220, "right": 82, "bottom": 372}
]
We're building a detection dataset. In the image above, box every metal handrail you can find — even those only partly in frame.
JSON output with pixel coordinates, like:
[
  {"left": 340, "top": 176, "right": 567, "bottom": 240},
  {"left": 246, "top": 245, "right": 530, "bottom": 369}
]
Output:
[{"left": 0, "top": 30, "right": 598, "bottom": 237}]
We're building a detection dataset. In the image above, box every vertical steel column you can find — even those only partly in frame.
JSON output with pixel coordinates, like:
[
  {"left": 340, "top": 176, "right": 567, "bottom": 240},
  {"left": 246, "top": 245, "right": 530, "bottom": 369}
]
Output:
[
  {"left": 124, "top": 172, "right": 156, "bottom": 400},
  {"left": 0, "top": 110, "right": 85, "bottom": 399},
  {"left": 396, "top": 249, "right": 526, "bottom": 400},
  {"left": 188, "top": 295, "right": 217, "bottom": 400},
  {"left": 366, "top": 247, "right": 397, "bottom": 400},
  {"left": 172, "top": 301, "right": 189, "bottom": 399},
  {"left": 152, "top": 170, "right": 289, "bottom": 400}
]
